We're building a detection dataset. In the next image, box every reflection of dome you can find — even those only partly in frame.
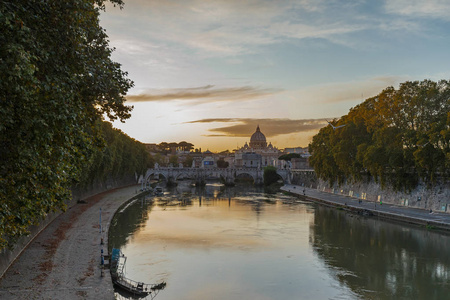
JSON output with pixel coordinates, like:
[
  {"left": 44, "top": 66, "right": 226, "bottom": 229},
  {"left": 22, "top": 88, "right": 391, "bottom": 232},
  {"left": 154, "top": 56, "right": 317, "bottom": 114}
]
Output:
[{"left": 249, "top": 125, "right": 267, "bottom": 149}]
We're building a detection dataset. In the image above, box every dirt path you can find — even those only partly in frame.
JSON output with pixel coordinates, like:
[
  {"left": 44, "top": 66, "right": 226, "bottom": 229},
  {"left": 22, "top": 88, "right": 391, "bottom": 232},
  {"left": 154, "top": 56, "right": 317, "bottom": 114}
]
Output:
[{"left": 0, "top": 185, "right": 140, "bottom": 300}]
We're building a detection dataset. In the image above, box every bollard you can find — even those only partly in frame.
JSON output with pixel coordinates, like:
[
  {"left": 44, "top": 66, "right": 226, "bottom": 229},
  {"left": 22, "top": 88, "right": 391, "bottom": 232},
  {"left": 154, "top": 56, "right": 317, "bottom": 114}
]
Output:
[{"left": 100, "top": 248, "right": 105, "bottom": 277}]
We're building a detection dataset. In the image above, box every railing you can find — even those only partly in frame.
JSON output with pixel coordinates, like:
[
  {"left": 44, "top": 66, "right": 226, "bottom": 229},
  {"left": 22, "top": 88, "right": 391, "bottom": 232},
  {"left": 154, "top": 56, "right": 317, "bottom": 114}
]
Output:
[
  {"left": 116, "top": 274, "right": 165, "bottom": 293},
  {"left": 114, "top": 270, "right": 166, "bottom": 299}
]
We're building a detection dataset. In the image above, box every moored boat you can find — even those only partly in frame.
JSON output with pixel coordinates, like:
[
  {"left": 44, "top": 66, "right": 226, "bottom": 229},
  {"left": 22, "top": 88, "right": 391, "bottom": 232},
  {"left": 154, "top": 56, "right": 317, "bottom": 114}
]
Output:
[
  {"left": 154, "top": 187, "right": 164, "bottom": 196},
  {"left": 110, "top": 248, "right": 166, "bottom": 298}
]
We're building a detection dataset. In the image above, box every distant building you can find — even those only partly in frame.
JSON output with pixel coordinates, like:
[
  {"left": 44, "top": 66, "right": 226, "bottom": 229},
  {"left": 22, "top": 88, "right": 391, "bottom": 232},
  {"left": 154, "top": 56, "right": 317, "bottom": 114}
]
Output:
[
  {"left": 201, "top": 150, "right": 216, "bottom": 168},
  {"left": 242, "top": 152, "right": 262, "bottom": 168},
  {"left": 224, "top": 155, "right": 235, "bottom": 168},
  {"left": 192, "top": 156, "right": 203, "bottom": 168},
  {"left": 235, "top": 125, "right": 283, "bottom": 167},
  {"left": 284, "top": 147, "right": 310, "bottom": 157},
  {"left": 291, "top": 157, "right": 311, "bottom": 169}
]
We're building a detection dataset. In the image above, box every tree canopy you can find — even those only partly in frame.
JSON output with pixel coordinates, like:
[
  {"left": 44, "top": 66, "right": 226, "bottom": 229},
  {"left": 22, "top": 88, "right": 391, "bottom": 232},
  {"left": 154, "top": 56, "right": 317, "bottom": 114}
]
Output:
[
  {"left": 278, "top": 153, "right": 301, "bottom": 161},
  {"left": 0, "top": 0, "right": 133, "bottom": 249},
  {"left": 153, "top": 141, "right": 194, "bottom": 155},
  {"left": 78, "top": 121, "right": 153, "bottom": 188},
  {"left": 263, "top": 166, "right": 280, "bottom": 186},
  {"left": 309, "top": 80, "right": 450, "bottom": 191}
]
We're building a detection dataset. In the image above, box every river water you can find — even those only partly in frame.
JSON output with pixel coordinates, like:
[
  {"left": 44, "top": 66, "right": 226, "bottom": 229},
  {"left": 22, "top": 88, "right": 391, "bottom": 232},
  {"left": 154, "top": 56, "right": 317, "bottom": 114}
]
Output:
[{"left": 109, "top": 183, "right": 450, "bottom": 300}]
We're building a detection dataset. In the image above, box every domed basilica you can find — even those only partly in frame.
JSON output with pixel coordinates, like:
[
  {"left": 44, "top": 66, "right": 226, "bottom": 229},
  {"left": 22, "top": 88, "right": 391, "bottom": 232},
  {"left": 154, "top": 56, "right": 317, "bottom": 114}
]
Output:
[{"left": 235, "top": 125, "right": 282, "bottom": 167}]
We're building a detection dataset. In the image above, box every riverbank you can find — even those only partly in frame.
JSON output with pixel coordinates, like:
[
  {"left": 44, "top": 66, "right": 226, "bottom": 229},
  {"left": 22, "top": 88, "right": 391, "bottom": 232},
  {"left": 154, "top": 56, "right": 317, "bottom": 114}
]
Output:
[
  {"left": 282, "top": 184, "right": 450, "bottom": 232},
  {"left": 0, "top": 185, "right": 141, "bottom": 300}
]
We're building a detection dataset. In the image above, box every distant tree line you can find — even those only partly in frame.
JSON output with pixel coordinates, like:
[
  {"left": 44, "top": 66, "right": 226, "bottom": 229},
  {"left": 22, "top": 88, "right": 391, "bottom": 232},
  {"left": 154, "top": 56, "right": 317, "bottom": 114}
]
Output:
[
  {"left": 0, "top": 0, "right": 137, "bottom": 250},
  {"left": 309, "top": 80, "right": 450, "bottom": 191},
  {"left": 153, "top": 141, "right": 195, "bottom": 155},
  {"left": 278, "top": 153, "right": 301, "bottom": 161}
]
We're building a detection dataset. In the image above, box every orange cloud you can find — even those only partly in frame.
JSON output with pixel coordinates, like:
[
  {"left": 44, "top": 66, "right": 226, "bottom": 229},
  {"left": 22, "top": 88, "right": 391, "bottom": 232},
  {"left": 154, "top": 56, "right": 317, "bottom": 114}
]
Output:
[{"left": 186, "top": 118, "right": 328, "bottom": 137}]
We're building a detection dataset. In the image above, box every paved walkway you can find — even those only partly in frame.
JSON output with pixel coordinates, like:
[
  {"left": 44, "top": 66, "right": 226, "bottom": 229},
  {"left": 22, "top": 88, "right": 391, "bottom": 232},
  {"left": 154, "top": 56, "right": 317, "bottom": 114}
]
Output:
[
  {"left": 0, "top": 185, "right": 141, "bottom": 300},
  {"left": 282, "top": 184, "right": 450, "bottom": 231}
]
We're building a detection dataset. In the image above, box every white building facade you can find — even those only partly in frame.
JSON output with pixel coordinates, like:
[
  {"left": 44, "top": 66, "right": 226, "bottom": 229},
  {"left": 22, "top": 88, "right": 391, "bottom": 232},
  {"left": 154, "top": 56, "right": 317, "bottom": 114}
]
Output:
[{"left": 234, "top": 126, "right": 283, "bottom": 168}]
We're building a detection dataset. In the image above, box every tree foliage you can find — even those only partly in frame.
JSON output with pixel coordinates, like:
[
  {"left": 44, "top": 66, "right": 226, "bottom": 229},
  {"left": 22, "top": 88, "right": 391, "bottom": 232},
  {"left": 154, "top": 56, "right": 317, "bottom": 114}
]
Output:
[
  {"left": 183, "top": 155, "right": 194, "bottom": 168},
  {"left": 77, "top": 121, "right": 153, "bottom": 188},
  {"left": 217, "top": 158, "right": 229, "bottom": 168},
  {"left": 263, "top": 166, "right": 280, "bottom": 186},
  {"left": 0, "top": 0, "right": 133, "bottom": 249},
  {"left": 309, "top": 80, "right": 450, "bottom": 191},
  {"left": 278, "top": 153, "right": 301, "bottom": 161},
  {"left": 169, "top": 154, "right": 178, "bottom": 166},
  {"left": 153, "top": 141, "right": 194, "bottom": 155}
]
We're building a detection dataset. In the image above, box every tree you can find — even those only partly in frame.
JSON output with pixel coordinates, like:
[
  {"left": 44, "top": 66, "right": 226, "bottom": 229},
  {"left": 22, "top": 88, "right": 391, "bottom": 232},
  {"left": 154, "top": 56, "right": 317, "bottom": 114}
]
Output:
[
  {"left": 263, "top": 166, "right": 280, "bottom": 186},
  {"left": 178, "top": 141, "right": 194, "bottom": 152},
  {"left": 169, "top": 155, "right": 178, "bottom": 166},
  {"left": 278, "top": 153, "right": 301, "bottom": 161},
  {"left": 153, "top": 153, "right": 165, "bottom": 166},
  {"left": 183, "top": 155, "right": 194, "bottom": 168},
  {"left": 0, "top": 0, "right": 132, "bottom": 249},
  {"left": 78, "top": 121, "right": 152, "bottom": 187},
  {"left": 309, "top": 80, "right": 450, "bottom": 191},
  {"left": 217, "top": 158, "right": 229, "bottom": 168},
  {"left": 157, "top": 142, "right": 169, "bottom": 154},
  {"left": 168, "top": 142, "right": 179, "bottom": 154}
]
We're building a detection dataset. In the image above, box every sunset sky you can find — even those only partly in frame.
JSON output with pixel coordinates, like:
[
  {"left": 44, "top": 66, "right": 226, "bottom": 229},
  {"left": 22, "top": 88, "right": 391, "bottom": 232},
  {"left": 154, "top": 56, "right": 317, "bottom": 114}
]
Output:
[{"left": 100, "top": 0, "right": 450, "bottom": 151}]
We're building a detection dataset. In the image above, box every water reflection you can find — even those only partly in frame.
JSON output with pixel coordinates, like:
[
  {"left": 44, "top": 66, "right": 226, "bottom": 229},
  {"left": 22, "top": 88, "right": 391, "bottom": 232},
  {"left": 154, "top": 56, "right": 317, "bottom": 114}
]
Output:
[
  {"left": 109, "top": 195, "right": 155, "bottom": 250},
  {"left": 311, "top": 206, "right": 450, "bottom": 299},
  {"left": 109, "top": 184, "right": 450, "bottom": 300}
]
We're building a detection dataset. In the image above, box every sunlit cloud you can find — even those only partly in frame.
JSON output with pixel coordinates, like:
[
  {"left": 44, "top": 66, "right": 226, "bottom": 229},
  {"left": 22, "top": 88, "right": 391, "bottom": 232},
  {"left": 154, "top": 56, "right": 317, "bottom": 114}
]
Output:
[
  {"left": 187, "top": 118, "right": 327, "bottom": 137},
  {"left": 290, "top": 76, "right": 406, "bottom": 104},
  {"left": 126, "top": 85, "right": 280, "bottom": 103}
]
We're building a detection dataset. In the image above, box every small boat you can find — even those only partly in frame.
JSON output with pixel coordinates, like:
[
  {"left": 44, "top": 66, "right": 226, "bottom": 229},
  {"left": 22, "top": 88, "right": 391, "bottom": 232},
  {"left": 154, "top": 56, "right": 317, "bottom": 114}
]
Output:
[
  {"left": 110, "top": 248, "right": 166, "bottom": 298},
  {"left": 154, "top": 187, "right": 164, "bottom": 196}
]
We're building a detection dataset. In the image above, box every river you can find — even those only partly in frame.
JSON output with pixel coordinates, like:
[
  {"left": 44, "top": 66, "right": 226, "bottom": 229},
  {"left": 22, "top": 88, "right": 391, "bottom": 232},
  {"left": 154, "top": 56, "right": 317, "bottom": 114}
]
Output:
[{"left": 109, "top": 183, "right": 450, "bottom": 300}]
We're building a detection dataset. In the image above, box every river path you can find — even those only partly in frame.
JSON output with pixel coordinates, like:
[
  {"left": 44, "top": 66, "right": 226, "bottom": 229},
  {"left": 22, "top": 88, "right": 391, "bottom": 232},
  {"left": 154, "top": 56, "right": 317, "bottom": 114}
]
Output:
[{"left": 0, "top": 185, "right": 141, "bottom": 300}]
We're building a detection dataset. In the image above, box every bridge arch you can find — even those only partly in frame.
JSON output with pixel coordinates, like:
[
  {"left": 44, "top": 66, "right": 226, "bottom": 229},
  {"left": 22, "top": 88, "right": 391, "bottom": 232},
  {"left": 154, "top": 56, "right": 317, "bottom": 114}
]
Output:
[
  {"left": 175, "top": 171, "right": 195, "bottom": 181},
  {"left": 145, "top": 171, "right": 168, "bottom": 182},
  {"left": 276, "top": 170, "right": 291, "bottom": 184},
  {"left": 144, "top": 167, "right": 289, "bottom": 186},
  {"left": 235, "top": 171, "right": 255, "bottom": 182}
]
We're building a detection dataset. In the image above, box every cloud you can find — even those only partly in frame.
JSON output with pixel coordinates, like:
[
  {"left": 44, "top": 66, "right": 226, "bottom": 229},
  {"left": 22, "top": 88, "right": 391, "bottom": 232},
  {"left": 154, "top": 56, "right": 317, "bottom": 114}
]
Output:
[
  {"left": 267, "top": 21, "right": 364, "bottom": 41},
  {"left": 384, "top": 0, "right": 450, "bottom": 20},
  {"left": 104, "top": 0, "right": 376, "bottom": 57},
  {"left": 186, "top": 118, "right": 328, "bottom": 137},
  {"left": 126, "top": 85, "right": 280, "bottom": 103},
  {"left": 289, "top": 76, "right": 406, "bottom": 104}
]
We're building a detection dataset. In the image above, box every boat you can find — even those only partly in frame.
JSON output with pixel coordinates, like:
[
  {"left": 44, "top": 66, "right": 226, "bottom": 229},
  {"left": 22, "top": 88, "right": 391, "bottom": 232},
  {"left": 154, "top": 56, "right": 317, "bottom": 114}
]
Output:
[
  {"left": 110, "top": 248, "right": 166, "bottom": 298},
  {"left": 154, "top": 187, "right": 164, "bottom": 196}
]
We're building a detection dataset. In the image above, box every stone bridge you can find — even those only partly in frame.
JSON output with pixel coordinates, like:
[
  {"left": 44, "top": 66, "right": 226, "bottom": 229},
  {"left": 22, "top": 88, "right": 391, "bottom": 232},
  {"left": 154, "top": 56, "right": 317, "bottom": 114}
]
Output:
[{"left": 144, "top": 167, "right": 291, "bottom": 186}]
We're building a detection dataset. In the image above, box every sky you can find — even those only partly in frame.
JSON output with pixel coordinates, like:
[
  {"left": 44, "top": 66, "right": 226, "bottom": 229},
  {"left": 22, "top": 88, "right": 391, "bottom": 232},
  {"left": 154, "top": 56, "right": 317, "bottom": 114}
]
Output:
[{"left": 100, "top": 0, "right": 450, "bottom": 152}]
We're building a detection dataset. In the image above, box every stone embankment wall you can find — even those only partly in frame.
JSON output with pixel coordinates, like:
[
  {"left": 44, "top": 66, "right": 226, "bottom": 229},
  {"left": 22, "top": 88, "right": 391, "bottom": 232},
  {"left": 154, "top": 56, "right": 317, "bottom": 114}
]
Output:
[
  {"left": 291, "top": 170, "right": 317, "bottom": 188},
  {"left": 0, "top": 174, "right": 137, "bottom": 278},
  {"left": 291, "top": 170, "right": 450, "bottom": 214}
]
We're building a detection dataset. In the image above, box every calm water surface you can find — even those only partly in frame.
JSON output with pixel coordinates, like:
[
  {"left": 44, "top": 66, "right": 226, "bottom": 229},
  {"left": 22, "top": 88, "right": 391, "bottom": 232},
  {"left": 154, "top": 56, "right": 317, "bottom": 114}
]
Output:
[{"left": 109, "top": 183, "right": 450, "bottom": 300}]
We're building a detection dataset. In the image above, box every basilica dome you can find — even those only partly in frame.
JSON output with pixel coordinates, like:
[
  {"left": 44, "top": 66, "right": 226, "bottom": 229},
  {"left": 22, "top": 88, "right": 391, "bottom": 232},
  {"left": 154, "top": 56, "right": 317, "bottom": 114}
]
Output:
[{"left": 249, "top": 125, "right": 267, "bottom": 149}]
